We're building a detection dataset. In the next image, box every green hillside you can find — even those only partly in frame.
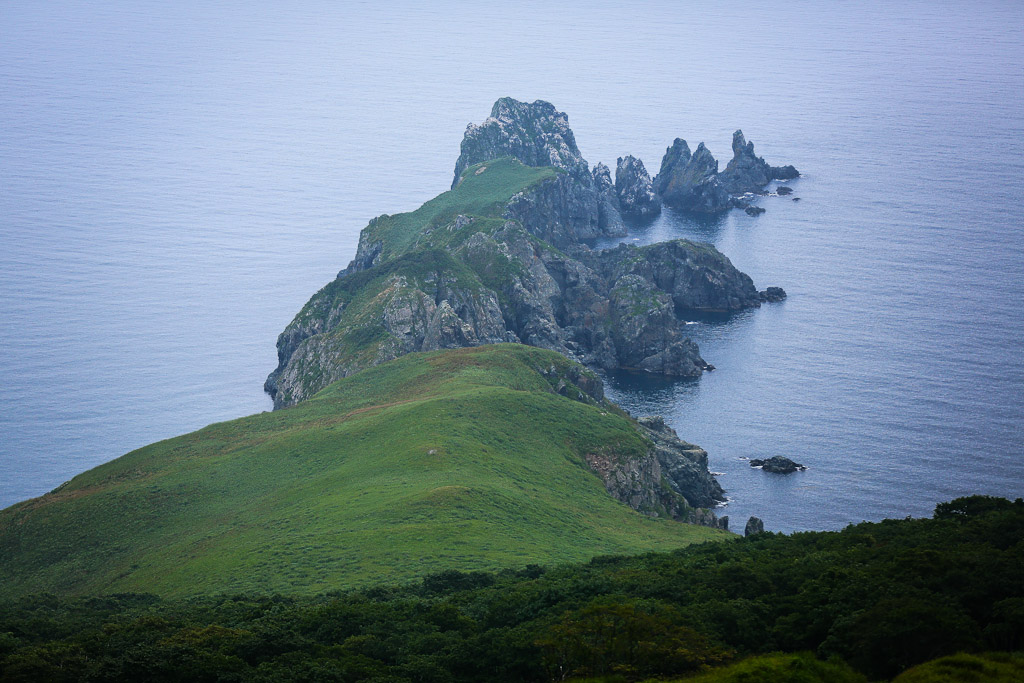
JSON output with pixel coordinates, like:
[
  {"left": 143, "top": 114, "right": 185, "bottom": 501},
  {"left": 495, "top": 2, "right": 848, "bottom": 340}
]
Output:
[
  {"left": 357, "top": 155, "right": 558, "bottom": 262},
  {"left": 0, "top": 345, "right": 725, "bottom": 599},
  {"left": 1, "top": 497, "right": 1020, "bottom": 681}
]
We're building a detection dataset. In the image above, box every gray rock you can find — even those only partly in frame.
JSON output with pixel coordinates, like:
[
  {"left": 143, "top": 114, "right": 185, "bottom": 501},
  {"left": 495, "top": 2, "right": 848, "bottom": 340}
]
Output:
[
  {"left": 776, "top": 185, "right": 793, "bottom": 196},
  {"left": 583, "top": 414, "right": 727, "bottom": 529},
  {"left": 745, "top": 206, "right": 766, "bottom": 216},
  {"left": 749, "top": 456, "right": 806, "bottom": 474},
  {"left": 654, "top": 139, "right": 733, "bottom": 213},
  {"left": 615, "top": 155, "right": 661, "bottom": 220},
  {"left": 758, "top": 286, "right": 787, "bottom": 303},
  {"left": 718, "top": 130, "right": 801, "bottom": 194},
  {"left": 636, "top": 416, "right": 725, "bottom": 509},
  {"left": 592, "top": 239, "right": 763, "bottom": 313},
  {"left": 745, "top": 516, "right": 765, "bottom": 536},
  {"left": 593, "top": 162, "right": 626, "bottom": 235},
  {"left": 654, "top": 130, "right": 799, "bottom": 214},
  {"left": 452, "top": 98, "right": 625, "bottom": 246}
]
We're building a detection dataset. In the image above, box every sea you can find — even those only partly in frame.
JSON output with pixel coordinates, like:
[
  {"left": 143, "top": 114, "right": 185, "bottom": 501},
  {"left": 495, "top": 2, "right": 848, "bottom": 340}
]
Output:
[{"left": 2, "top": 0, "right": 1022, "bottom": 532}]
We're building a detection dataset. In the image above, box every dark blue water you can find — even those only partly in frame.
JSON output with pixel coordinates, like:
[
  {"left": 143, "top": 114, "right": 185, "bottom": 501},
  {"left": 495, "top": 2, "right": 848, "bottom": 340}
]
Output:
[{"left": 2, "top": 1, "right": 1022, "bottom": 531}]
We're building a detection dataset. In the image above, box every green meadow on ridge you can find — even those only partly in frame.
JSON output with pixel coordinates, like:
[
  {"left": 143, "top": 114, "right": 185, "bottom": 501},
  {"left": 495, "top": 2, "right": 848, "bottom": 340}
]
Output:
[{"left": 0, "top": 344, "right": 725, "bottom": 599}]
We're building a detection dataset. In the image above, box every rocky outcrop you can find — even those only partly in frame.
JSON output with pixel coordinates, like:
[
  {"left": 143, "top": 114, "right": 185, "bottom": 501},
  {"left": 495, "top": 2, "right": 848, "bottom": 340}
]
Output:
[
  {"left": 265, "top": 265, "right": 511, "bottom": 408},
  {"left": 636, "top": 416, "right": 725, "bottom": 509},
  {"left": 750, "top": 456, "right": 806, "bottom": 474},
  {"left": 653, "top": 131, "right": 799, "bottom": 214},
  {"left": 269, "top": 99, "right": 790, "bottom": 408},
  {"left": 453, "top": 98, "right": 625, "bottom": 246},
  {"left": 654, "top": 139, "right": 734, "bottom": 213},
  {"left": 615, "top": 155, "right": 661, "bottom": 221},
  {"left": 718, "top": 130, "right": 800, "bottom": 194},
  {"left": 592, "top": 162, "right": 626, "bottom": 235},
  {"left": 584, "top": 415, "right": 727, "bottom": 529},
  {"left": 589, "top": 240, "right": 763, "bottom": 313},
  {"left": 453, "top": 98, "right": 588, "bottom": 183},
  {"left": 759, "top": 286, "right": 787, "bottom": 303},
  {"left": 745, "top": 516, "right": 765, "bottom": 536}
]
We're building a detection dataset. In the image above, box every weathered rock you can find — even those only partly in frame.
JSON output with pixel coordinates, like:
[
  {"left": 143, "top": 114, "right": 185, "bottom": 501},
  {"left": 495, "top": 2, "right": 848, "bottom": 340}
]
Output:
[
  {"left": 636, "top": 416, "right": 725, "bottom": 509},
  {"left": 592, "top": 162, "right": 626, "bottom": 235},
  {"left": 745, "top": 206, "right": 766, "bottom": 216},
  {"left": 591, "top": 240, "right": 763, "bottom": 313},
  {"left": 583, "top": 415, "right": 726, "bottom": 529},
  {"left": 654, "top": 139, "right": 733, "bottom": 213},
  {"left": 615, "top": 155, "right": 661, "bottom": 220},
  {"left": 776, "top": 185, "right": 793, "bottom": 196},
  {"left": 453, "top": 98, "right": 625, "bottom": 246},
  {"left": 718, "top": 130, "right": 801, "bottom": 194},
  {"left": 750, "top": 456, "right": 806, "bottom": 474},
  {"left": 452, "top": 97, "right": 588, "bottom": 183},
  {"left": 758, "top": 286, "right": 787, "bottom": 303},
  {"left": 745, "top": 516, "right": 765, "bottom": 536}
]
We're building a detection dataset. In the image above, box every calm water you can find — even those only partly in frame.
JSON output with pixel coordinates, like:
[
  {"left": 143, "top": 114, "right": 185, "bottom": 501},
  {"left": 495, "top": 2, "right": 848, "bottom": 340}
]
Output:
[{"left": 2, "top": 1, "right": 1022, "bottom": 532}]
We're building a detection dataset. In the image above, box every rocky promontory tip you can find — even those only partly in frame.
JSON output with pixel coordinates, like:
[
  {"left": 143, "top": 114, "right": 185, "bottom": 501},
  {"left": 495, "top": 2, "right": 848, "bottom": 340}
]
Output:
[{"left": 653, "top": 129, "right": 799, "bottom": 214}]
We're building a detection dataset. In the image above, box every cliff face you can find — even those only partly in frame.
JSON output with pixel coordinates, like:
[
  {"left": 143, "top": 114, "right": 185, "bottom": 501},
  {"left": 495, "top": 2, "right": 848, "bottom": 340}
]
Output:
[
  {"left": 265, "top": 215, "right": 769, "bottom": 408},
  {"left": 452, "top": 98, "right": 625, "bottom": 247},
  {"left": 584, "top": 415, "right": 727, "bottom": 526},
  {"left": 267, "top": 100, "right": 785, "bottom": 409}
]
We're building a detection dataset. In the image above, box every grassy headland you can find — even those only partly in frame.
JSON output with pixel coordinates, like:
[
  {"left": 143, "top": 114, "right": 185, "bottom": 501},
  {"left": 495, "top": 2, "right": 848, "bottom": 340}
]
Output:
[{"left": 0, "top": 345, "right": 725, "bottom": 599}]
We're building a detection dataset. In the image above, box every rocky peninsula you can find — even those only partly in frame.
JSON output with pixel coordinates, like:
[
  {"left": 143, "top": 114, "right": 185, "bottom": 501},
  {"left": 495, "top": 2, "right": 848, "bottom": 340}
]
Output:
[
  {"left": 263, "top": 98, "right": 798, "bottom": 529},
  {"left": 266, "top": 98, "right": 794, "bottom": 409}
]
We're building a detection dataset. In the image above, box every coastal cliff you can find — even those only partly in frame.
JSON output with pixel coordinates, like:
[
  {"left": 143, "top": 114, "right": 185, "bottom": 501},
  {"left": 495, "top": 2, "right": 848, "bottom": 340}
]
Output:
[{"left": 267, "top": 99, "right": 786, "bottom": 409}]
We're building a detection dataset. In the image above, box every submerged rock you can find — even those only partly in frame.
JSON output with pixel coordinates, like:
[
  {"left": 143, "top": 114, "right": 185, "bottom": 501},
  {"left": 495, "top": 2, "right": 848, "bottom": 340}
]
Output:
[
  {"left": 750, "top": 456, "right": 806, "bottom": 474},
  {"left": 776, "top": 185, "right": 793, "bottom": 196},
  {"left": 745, "top": 206, "right": 766, "bottom": 216},
  {"left": 615, "top": 155, "right": 661, "bottom": 220}
]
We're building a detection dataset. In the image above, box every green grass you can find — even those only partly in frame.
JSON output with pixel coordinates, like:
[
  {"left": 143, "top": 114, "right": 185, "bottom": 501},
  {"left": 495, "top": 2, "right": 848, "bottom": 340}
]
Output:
[
  {"left": 640, "top": 653, "right": 867, "bottom": 683},
  {"left": 892, "top": 653, "right": 1024, "bottom": 683},
  {"left": 360, "top": 156, "right": 558, "bottom": 262},
  {"left": 0, "top": 345, "right": 725, "bottom": 599}
]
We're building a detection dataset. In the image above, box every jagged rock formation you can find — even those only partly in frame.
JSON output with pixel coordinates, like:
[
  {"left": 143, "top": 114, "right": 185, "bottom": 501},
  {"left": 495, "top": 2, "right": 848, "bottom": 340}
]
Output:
[
  {"left": 615, "top": 155, "right": 661, "bottom": 220},
  {"left": 653, "top": 131, "right": 799, "bottom": 213},
  {"left": 745, "top": 516, "right": 765, "bottom": 536},
  {"left": 718, "top": 130, "right": 800, "bottom": 194},
  {"left": 267, "top": 99, "right": 789, "bottom": 409},
  {"left": 654, "top": 139, "right": 734, "bottom": 213},
  {"left": 266, "top": 217, "right": 771, "bottom": 408},
  {"left": 263, "top": 98, "right": 803, "bottom": 530},
  {"left": 453, "top": 98, "right": 625, "bottom": 246},
  {"left": 584, "top": 415, "right": 727, "bottom": 528}
]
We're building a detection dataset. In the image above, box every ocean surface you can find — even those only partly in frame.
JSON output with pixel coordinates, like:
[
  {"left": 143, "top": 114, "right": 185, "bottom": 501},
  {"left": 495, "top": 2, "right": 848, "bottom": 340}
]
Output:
[{"left": 2, "top": 0, "right": 1022, "bottom": 532}]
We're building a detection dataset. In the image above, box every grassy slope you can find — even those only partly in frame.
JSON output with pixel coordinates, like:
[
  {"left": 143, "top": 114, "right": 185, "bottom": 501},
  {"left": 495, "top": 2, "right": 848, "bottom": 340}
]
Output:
[
  {"left": 358, "top": 156, "right": 558, "bottom": 262},
  {"left": 0, "top": 345, "right": 725, "bottom": 599}
]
